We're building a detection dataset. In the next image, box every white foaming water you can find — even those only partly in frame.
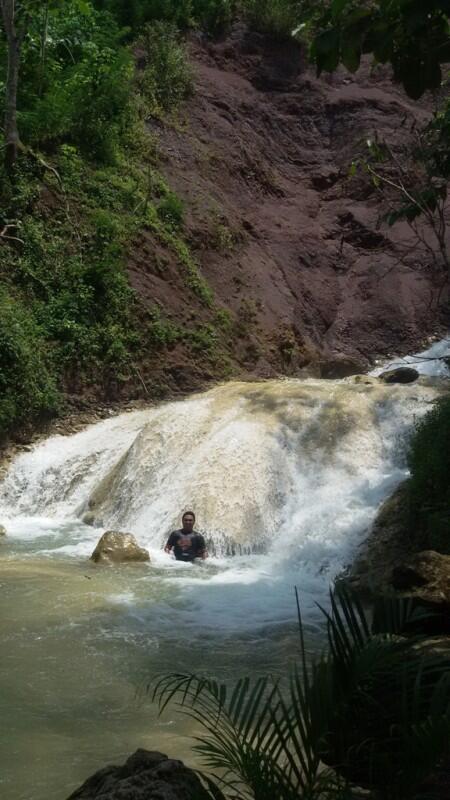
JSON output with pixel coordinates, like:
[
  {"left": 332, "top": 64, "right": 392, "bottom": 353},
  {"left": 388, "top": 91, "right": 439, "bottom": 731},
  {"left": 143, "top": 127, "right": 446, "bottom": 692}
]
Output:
[
  {"left": 0, "top": 373, "right": 447, "bottom": 631},
  {"left": 1, "top": 360, "right": 449, "bottom": 800},
  {"left": 371, "top": 337, "right": 450, "bottom": 377}
]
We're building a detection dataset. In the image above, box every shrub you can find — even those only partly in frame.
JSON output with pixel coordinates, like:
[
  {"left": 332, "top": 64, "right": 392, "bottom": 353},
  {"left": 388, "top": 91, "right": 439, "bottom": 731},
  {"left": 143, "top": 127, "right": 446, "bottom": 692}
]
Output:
[
  {"left": 139, "top": 22, "right": 193, "bottom": 114},
  {"left": 243, "top": 0, "right": 305, "bottom": 40},
  {"left": 0, "top": 289, "right": 60, "bottom": 438},
  {"left": 157, "top": 192, "right": 184, "bottom": 228},
  {"left": 192, "top": 0, "right": 234, "bottom": 35},
  {"left": 407, "top": 396, "right": 450, "bottom": 553},
  {"left": 152, "top": 592, "right": 450, "bottom": 800}
]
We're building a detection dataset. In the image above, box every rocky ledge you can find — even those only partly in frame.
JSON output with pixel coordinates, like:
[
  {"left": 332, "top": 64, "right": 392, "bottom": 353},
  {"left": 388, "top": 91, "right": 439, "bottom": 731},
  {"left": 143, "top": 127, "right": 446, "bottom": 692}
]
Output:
[
  {"left": 348, "top": 483, "right": 450, "bottom": 634},
  {"left": 66, "top": 749, "right": 219, "bottom": 800}
]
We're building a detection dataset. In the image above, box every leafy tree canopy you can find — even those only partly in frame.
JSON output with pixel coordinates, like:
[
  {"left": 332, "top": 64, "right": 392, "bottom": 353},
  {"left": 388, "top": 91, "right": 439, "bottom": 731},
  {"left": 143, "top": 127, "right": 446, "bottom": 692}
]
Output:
[{"left": 310, "top": 0, "right": 450, "bottom": 99}]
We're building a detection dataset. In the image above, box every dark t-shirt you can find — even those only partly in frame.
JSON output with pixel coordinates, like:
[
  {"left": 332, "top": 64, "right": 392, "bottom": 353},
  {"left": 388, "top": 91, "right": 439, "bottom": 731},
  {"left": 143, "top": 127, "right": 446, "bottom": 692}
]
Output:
[{"left": 166, "top": 530, "right": 206, "bottom": 562}]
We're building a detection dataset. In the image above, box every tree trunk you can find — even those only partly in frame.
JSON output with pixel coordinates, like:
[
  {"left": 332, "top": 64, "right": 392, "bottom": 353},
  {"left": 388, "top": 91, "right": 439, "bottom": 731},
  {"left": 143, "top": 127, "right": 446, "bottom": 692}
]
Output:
[{"left": 1, "top": 0, "right": 22, "bottom": 169}]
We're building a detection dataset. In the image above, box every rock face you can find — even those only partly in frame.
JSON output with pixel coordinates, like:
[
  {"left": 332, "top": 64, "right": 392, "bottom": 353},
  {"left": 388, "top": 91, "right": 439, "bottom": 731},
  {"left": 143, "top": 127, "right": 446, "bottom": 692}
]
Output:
[
  {"left": 318, "top": 356, "right": 367, "bottom": 379},
  {"left": 66, "top": 749, "right": 216, "bottom": 800},
  {"left": 126, "top": 25, "right": 447, "bottom": 400},
  {"left": 349, "top": 486, "right": 450, "bottom": 633},
  {"left": 90, "top": 532, "right": 150, "bottom": 565},
  {"left": 348, "top": 483, "right": 411, "bottom": 596},
  {"left": 391, "top": 550, "right": 450, "bottom": 597},
  {"left": 380, "top": 367, "right": 419, "bottom": 384}
]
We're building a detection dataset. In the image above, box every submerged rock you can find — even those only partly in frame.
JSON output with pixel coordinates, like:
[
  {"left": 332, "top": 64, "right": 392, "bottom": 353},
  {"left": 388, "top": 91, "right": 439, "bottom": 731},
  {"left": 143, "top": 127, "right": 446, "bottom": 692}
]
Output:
[
  {"left": 379, "top": 366, "right": 419, "bottom": 384},
  {"left": 66, "top": 749, "right": 216, "bottom": 800},
  {"left": 90, "top": 531, "right": 150, "bottom": 565}
]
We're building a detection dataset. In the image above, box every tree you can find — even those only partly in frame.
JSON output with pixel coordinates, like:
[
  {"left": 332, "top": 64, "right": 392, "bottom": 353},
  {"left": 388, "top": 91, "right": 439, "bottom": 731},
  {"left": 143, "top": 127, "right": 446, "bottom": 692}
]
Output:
[
  {"left": 310, "top": 0, "right": 450, "bottom": 100},
  {"left": 0, "top": 0, "right": 27, "bottom": 168},
  {"left": 0, "top": 0, "right": 89, "bottom": 168}
]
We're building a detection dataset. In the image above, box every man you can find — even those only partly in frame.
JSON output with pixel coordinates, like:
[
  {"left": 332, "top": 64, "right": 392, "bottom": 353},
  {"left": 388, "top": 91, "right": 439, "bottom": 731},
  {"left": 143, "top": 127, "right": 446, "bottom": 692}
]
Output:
[{"left": 164, "top": 511, "right": 208, "bottom": 562}]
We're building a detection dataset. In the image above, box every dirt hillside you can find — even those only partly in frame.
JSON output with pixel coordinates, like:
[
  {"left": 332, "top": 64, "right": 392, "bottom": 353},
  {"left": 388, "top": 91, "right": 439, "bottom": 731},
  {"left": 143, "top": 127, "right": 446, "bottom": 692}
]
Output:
[{"left": 128, "top": 24, "right": 448, "bottom": 394}]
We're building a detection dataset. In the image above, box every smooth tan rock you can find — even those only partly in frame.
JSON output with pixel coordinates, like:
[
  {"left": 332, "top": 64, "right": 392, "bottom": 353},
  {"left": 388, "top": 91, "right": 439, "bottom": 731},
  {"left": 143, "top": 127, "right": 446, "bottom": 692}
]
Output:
[{"left": 90, "top": 531, "right": 150, "bottom": 565}]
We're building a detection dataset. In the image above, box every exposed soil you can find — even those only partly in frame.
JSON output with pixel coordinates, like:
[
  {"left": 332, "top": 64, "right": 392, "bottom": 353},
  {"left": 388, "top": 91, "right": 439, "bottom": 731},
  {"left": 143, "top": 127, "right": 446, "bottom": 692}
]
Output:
[{"left": 128, "top": 23, "right": 449, "bottom": 391}]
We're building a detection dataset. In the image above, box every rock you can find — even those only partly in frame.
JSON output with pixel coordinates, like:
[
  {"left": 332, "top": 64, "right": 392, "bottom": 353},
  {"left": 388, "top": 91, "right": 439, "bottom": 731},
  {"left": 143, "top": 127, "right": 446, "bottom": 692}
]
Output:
[
  {"left": 0, "top": 525, "right": 6, "bottom": 536},
  {"left": 347, "top": 483, "right": 411, "bottom": 597},
  {"left": 350, "top": 375, "right": 379, "bottom": 385},
  {"left": 318, "top": 356, "right": 367, "bottom": 379},
  {"left": 379, "top": 366, "right": 419, "bottom": 384},
  {"left": 82, "top": 512, "right": 96, "bottom": 527},
  {"left": 66, "top": 749, "right": 217, "bottom": 800},
  {"left": 90, "top": 532, "right": 150, "bottom": 565},
  {"left": 310, "top": 167, "right": 340, "bottom": 191},
  {"left": 391, "top": 550, "right": 450, "bottom": 605}
]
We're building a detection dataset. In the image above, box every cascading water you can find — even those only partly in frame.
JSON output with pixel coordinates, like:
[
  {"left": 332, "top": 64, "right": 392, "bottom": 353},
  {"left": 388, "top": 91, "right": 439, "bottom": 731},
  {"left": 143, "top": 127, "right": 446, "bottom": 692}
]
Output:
[{"left": 0, "top": 343, "right": 448, "bottom": 800}]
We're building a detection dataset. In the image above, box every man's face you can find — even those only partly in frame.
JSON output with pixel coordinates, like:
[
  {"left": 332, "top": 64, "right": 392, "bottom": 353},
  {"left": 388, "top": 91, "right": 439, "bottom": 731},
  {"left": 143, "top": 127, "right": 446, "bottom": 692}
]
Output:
[{"left": 182, "top": 514, "right": 195, "bottom": 532}]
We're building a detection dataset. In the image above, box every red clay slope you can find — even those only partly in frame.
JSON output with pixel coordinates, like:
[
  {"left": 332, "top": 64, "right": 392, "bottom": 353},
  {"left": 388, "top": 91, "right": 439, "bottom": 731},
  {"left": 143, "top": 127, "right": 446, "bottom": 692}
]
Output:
[{"left": 128, "top": 24, "right": 448, "bottom": 390}]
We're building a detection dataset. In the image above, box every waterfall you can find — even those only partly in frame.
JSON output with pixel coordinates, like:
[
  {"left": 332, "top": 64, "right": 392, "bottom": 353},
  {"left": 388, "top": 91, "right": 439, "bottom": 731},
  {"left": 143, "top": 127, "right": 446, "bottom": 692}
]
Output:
[{"left": 0, "top": 375, "right": 444, "bottom": 573}]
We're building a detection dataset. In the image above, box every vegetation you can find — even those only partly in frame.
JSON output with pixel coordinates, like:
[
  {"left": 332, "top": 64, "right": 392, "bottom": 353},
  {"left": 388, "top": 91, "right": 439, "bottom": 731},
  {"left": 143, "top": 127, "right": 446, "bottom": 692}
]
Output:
[
  {"left": 310, "top": 0, "right": 450, "bottom": 100},
  {"left": 0, "top": 0, "right": 225, "bottom": 440},
  {"left": 407, "top": 397, "right": 450, "bottom": 554},
  {"left": 153, "top": 591, "right": 450, "bottom": 799}
]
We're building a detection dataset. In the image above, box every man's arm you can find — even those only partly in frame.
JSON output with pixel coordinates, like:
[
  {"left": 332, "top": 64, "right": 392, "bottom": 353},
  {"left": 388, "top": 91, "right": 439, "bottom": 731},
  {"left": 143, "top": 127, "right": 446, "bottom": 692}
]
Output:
[
  {"left": 164, "top": 532, "right": 176, "bottom": 554},
  {"left": 197, "top": 534, "right": 208, "bottom": 560}
]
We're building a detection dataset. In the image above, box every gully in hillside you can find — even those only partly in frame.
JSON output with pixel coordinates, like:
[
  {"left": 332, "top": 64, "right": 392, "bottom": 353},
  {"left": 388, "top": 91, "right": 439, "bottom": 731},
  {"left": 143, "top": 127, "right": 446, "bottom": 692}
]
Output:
[{"left": 164, "top": 511, "right": 208, "bottom": 562}]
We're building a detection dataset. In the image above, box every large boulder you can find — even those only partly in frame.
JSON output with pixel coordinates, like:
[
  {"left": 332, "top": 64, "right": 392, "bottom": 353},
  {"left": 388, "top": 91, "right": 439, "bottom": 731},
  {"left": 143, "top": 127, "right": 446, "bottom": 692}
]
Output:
[
  {"left": 379, "top": 366, "right": 419, "bottom": 384},
  {"left": 66, "top": 749, "right": 217, "bottom": 800},
  {"left": 90, "top": 532, "right": 150, "bottom": 565}
]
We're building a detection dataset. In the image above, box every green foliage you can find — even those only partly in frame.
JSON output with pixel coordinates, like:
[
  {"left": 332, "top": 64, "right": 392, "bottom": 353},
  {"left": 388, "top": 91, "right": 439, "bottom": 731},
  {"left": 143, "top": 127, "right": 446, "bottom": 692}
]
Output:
[
  {"left": 157, "top": 192, "right": 185, "bottom": 228},
  {"left": 14, "top": 7, "right": 134, "bottom": 163},
  {"left": 192, "top": 0, "right": 234, "bottom": 36},
  {"left": 243, "top": 0, "right": 307, "bottom": 40},
  {"left": 94, "top": 0, "right": 234, "bottom": 35},
  {"left": 138, "top": 22, "right": 193, "bottom": 115},
  {"left": 407, "top": 396, "right": 450, "bottom": 554},
  {"left": 146, "top": 205, "right": 213, "bottom": 305},
  {"left": 311, "top": 0, "right": 450, "bottom": 100},
  {"left": 0, "top": 288, "right": 60, "bottom": 436},
  {"left": 153, "top": 591, "right": 450, "bottom": 800}
]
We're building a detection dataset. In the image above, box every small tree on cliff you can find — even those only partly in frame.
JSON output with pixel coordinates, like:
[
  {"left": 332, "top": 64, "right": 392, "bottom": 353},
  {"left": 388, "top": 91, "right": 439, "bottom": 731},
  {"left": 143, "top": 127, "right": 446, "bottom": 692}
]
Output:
[{"left": 351, "top": 114, "right": 450, "bottom": 290}]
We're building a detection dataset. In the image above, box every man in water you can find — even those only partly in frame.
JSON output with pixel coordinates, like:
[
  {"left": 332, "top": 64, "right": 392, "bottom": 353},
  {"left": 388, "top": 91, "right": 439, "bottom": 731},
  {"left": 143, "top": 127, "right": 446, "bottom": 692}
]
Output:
[{"left": 164, "top": 511, "right": 208, "bottom": 562}]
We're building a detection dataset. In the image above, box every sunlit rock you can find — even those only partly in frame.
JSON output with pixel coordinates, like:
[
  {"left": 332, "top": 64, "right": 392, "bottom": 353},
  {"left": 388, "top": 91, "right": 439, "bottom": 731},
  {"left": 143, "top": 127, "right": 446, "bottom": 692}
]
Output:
[
  {"left": 90, "top": 531, "right": 150, "bottom": 565},
  {"left": 380, "top": 366, "right": 419, "bottom": 384},
  {"left": 66, "top": 749, "right": 216, "bottom": 800}
]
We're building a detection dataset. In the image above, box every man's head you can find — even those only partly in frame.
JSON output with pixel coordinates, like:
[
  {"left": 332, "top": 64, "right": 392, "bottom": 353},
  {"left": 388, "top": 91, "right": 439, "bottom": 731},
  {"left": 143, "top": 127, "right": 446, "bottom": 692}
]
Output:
[{"left": 182, "top": 511, "right": 195, "bottom": 532}]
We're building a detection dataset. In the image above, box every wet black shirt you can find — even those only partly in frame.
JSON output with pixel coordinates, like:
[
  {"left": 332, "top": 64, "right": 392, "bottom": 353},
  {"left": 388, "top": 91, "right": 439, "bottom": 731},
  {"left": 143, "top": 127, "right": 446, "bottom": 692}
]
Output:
[{"left": 166, "top": 530, "right": 206, "bottom": 562}]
